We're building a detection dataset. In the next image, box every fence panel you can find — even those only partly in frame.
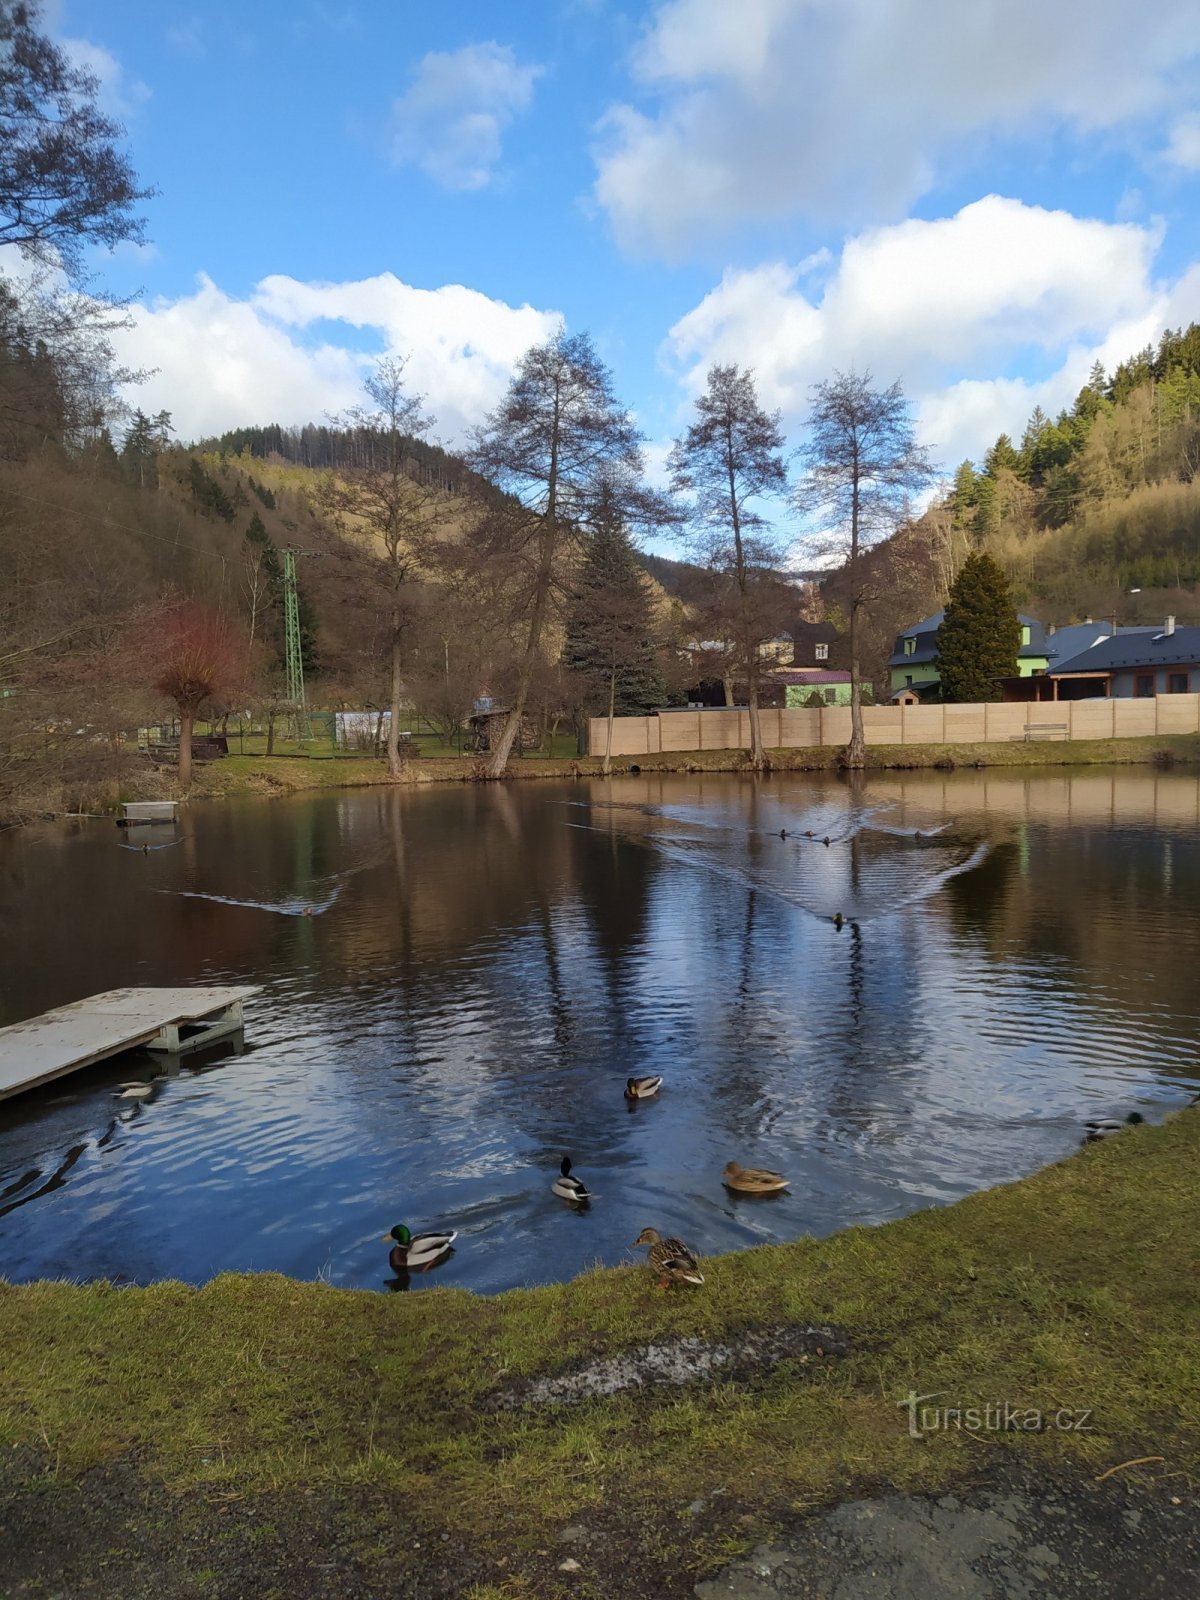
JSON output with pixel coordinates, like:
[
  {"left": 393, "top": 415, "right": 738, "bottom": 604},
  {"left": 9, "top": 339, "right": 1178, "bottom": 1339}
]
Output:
[
  {"left": 1155, "top": 693, "right": 1200, "bottom": 734},
  {"left": 900, "top": 706, "right": 946, "bottom": 744},
  {"left": 944, "top": 704, "right": 988, "bottom": 742},
  {"left": 1112, "top": 699, "right": 1158, "bottom": 738},
  {"left": 1067, "top": 700, "right": 1114, "bottom": 740}
]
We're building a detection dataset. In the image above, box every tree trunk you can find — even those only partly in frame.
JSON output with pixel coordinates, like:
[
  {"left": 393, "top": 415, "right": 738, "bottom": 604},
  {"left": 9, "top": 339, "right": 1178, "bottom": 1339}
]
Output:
[
  {"left": 486, "top": 518, "right": 557, "bottom": 777},
  {"left": 603, "top": 662, "right": 616, "bottom": 775},
  {"left": 722, "top": 670, "right": 734, "bottom": 707},
  {"left": 387, "top": 607, "right": 403, "bottom": 778},
  {"left": 178, "top": 708, "right": 194, "bottom": 790},
  {"left": 266, "top": 708, "right": 276, "bottom": 756},
  {"left": 747, "top": 670, "right": 766, "bottom": 769},
  {"left": 845, "top": 465, "right": 866, "bottom": 769}
]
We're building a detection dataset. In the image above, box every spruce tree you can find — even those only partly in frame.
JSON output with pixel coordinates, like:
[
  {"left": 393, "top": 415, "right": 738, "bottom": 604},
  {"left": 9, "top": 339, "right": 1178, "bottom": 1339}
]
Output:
[
  {"left": 563, "top": 497, "right": 666, "bottom": 770},
  {"left": 936, "top": 552, "right": 1021, "bottom": 703}
]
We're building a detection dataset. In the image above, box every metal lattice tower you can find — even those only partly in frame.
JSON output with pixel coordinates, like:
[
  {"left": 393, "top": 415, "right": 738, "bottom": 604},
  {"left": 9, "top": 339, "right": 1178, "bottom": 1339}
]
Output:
[{"left": 282, "top": 548, "right": 310, "bottom": 742}]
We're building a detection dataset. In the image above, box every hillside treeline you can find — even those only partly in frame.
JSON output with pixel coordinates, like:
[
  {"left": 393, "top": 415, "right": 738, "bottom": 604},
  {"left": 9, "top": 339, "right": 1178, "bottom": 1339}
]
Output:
[{"left": 818, "top": 325, "right": 1200, "bottom": 687}]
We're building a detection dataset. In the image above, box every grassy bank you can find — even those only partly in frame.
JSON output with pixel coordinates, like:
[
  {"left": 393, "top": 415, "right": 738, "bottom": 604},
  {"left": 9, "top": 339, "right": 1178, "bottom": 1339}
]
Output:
[
  {"left": 185, "top": 732, "right": 1200, "bottom": 800},
  {"left": 1, "top": 1112, "right": 1196, "bottom": 1595},
  {"left": 4, "top": 733, "right": 1199, "bottom": 825}
]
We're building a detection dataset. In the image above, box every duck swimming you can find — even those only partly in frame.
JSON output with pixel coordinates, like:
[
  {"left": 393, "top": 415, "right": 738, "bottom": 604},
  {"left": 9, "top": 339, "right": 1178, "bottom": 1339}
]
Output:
[
  {"left": 625, "top": 1075, "right": 663, "bottom": 1100},
  {"left": 722, "top": 1160, "right": 789, "bottom": 1195},
  {"left": 553, "top": 1156, "right": 592, "bottom": 1203},
  {"left": 384, "top": 1223, "right": 457, "bottom": 1273}
]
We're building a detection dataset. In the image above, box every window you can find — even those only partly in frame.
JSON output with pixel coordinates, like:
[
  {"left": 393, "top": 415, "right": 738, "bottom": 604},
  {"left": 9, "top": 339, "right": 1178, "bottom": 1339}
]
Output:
[
  {"left": 905, "top": 674, "right": 913, "bottom": 687},
  {"left": 1135, "top": 674, "right": 1155, "bottom": 698},
  {"left": 903, "top": 637, "right": 916, "bottom": 656},
  {"left": 1021, "top": 624, "right": 1031, "bottom": 646},
  {"left": 815, "top": 642, "right": 829, "bottom": 661},
  {"left": 1168, "top": 672, "right": 1189, "bottom": 694},
  {"left": 824, "top": 688, "right": 836, "bottom": 704}
]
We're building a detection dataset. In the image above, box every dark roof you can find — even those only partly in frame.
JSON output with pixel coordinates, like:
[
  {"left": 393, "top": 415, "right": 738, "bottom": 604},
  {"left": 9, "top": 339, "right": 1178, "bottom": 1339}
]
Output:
[
  {"left": 777, "top": 669, "right": 851, "bottom": 685},
  {"left": 888, "top": 610, "right": 1047, "bottom": 668},
  {"left": 1050, "top": 626, "right": 1200, "bottom": 676}
]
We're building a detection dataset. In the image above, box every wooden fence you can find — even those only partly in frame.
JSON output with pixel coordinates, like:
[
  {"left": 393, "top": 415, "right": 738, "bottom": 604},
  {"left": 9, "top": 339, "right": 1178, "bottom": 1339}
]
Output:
[{"left": 587, "top": 695, "right": 1200, "bottom": 757}]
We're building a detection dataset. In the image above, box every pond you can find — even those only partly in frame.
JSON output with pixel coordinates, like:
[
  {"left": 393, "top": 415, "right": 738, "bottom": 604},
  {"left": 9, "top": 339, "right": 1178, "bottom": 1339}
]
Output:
[{"left": 1, "top": 770, "right": 1198, "bottom": 1294}]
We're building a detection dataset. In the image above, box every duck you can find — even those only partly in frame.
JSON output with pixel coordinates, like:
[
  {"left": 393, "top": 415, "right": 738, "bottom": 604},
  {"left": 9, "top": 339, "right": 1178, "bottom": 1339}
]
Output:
[
  {"left": 116, "top": 1082, "right": 154, "bottom": 1100},
  {"left": 722, "top": 1160, "right": 789, "bottom": 1195},
  {"left": 625, "top": 1075, "right": 663, "bottom": 1100},
  {"left": 632, "top": 1227, "right": 705, "bottom": 1288},
  {"left": 553, "top": 1156, "right": 592, "bottom": 1203},
  {"left": 778, "top": 829, "right": 789, "bottom": 839},
  {"left": 832, "top": 912, "right": 844, "bottom": 929},
  {"left": 384, "top": 1223, "right": 457, "bottom": 1273},
  {"left": 1082, "top": 1111, "right": 1145, "bottom": 1144}
]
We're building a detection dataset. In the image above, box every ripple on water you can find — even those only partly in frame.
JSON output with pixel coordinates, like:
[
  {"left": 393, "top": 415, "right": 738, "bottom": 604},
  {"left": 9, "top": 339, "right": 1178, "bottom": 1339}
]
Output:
[{"left": 1, "top": 773, "right": 1199, "bottom": 1291}]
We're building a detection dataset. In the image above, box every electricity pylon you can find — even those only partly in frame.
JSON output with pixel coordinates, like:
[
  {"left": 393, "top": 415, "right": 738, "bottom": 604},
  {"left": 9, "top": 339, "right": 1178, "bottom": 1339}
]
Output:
[{"left": 282, "top": 548, "right": 310, "bottom": 743}]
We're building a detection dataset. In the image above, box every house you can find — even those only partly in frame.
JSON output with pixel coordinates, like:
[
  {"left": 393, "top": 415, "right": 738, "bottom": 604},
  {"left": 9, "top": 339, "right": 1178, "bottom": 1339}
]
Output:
[
  {"left": 789, "top": 619, "right": 840, "bottom": 669},
  {"left": 775, "top": 669, "right": 868, "bottom": 708},
  {"left": 888, "top": 610, "right": 1048, "bottom": 698},
  {"left": 1046, "top": 618, "right": 1200, "bottom": 699}
]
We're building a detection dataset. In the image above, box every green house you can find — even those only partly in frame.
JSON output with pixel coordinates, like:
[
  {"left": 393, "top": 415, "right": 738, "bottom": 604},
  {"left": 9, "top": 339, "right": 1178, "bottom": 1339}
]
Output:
[{"left": 888, "top": 611, "right": 1048, "bottom": 699}]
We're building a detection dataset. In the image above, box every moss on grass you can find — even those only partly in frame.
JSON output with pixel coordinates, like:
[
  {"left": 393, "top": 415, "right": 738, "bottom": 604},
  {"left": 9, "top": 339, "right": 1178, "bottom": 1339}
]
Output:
[{"left": 1, "top": 1112, "right": 1197, "bottom": 1576}]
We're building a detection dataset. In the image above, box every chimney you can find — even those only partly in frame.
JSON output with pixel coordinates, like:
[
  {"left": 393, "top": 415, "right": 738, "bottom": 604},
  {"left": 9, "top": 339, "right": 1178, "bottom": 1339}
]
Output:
[{"left": 1165, "top": 615, "right": 1176, "bottom": 636}]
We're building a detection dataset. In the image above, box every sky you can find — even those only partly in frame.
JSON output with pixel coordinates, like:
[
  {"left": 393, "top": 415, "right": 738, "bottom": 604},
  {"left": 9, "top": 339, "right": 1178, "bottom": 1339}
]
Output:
[{"left": 49, "top": 0, "right": 1200, "bottom": 508}]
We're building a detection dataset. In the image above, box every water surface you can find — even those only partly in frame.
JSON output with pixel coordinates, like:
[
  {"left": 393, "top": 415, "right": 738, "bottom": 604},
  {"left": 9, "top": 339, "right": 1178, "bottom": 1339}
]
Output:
[{"left": 1, "top": 770, "right": 1197, "bottom": 1293}]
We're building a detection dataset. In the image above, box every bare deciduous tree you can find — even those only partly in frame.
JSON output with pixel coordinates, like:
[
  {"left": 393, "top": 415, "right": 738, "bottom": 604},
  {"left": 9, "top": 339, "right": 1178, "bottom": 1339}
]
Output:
[
  {"left": 796, "top": 372, "right": 935, "bottom": 767},
  {"left": 328, "top": 356, "right": 443, "bottom": 777},
  {"left": 669, "top": 364, "right": 789, "bottom": 769}
]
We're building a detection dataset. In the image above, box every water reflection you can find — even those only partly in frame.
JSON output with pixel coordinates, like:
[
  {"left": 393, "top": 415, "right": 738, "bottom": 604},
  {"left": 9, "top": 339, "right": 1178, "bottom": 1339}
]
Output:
[{"left": 1, "top": 769, "right": 1198, "bottom": 1293}]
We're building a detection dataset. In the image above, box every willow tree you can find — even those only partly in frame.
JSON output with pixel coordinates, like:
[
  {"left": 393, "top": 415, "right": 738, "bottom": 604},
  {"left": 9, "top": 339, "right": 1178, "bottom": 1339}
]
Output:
[
  {"left": 669, "top": 364, "right": 788, "bottom": 770},
  {"left": 155, "top": 608, "right": 237, "bottom": 789},
  {"left": 796, "top": 372, "right": 934, "bottom": 767},
  {"left": 467, "top": 330, "right": 644, "bottom": 777}
]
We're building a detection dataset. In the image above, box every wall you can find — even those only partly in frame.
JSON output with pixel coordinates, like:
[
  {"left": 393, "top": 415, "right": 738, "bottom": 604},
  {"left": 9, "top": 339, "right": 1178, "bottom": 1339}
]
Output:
[
  {"left": 587, "top": 695, "right": 1200, "bottom": 757},
  {"left": 1110, "top": 668, "right": 1200, "bottom": 698}
]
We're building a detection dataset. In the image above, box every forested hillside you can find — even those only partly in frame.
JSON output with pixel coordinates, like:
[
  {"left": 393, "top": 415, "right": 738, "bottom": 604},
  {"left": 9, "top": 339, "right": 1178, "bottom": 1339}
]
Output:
[{"left": 821, "top": 325, "right": 1200, "bottom": 687}]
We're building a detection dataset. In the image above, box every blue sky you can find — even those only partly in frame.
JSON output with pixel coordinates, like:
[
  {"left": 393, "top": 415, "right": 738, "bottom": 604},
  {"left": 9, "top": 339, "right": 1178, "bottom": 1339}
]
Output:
[{"left": 54, "top": 0, "right": 1200, "bottom": 482}]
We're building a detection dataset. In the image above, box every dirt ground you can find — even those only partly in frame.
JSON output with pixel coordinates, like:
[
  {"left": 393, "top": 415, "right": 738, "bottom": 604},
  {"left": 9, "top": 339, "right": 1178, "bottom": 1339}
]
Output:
[{"left": 2, "top": 1451, "right": 1195, "bottom": 1600}]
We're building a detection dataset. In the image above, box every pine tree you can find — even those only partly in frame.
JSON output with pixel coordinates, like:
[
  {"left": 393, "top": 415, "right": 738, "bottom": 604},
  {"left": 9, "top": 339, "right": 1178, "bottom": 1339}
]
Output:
[{"left": 936, "top": 552, "right": 1021, "bottom": 703}]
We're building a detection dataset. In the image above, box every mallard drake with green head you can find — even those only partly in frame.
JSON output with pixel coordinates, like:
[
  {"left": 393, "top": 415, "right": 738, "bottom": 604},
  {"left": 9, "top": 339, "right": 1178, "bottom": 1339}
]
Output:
[
  {"left": 553, "top": 1156, "right": 592, "bottom": 1203},
  {"left": 722, "top": 1160, "right": 789, "bottom": 1194},
  {"left": 632, "top": 1227, "right": 704, "bottom": 1287},
  {"left": 625, "top": 1075, "right": 663, "bottom": 1100},
  {"left": 1082, "top": 1112, "right": 1144, "bottom": 1144},
  {"left": 384, "top": 1224, "right": 457, "bottom": 1273}
]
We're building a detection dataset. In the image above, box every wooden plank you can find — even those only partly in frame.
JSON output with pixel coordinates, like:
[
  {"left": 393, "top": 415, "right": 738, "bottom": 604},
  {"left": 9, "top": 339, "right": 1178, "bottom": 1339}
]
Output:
[{"left": 0, "top": 986, "right": 261, "bottom": 1099}]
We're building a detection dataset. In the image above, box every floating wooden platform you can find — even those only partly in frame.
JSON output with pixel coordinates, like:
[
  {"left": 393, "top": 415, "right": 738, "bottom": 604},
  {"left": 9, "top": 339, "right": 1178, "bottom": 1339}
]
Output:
[
  {"left": 0, "top": 986, "right": 262, "bottom": 1100},
  {"left": 120, "top": 800, "right": 179, "bottom": 825}
]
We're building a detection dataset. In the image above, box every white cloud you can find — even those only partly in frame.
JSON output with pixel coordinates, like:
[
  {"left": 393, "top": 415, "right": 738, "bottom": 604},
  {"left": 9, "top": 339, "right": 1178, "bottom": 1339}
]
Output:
[
  {"left": 389, "top": 43, "right": 542, "bottom": 191},
  {"left": 61, "top": 37, "right": 151, "bottom": 120},
  {"left": 662, "top": 196, "right": 1197, "bottom": 471},
  {"left": 594, "top": 0, "right": 1200, "bottom": 255},
  {"left": 110, "top": 271, "right": 561, "bottom": 445},
  {"left": 1165, "top": 114, "right": 1200, "bottom": 170}
]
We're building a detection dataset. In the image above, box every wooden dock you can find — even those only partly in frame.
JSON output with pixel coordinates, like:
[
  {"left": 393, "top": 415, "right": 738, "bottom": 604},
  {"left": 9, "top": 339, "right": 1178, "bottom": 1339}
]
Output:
[
  {"left": 0, "top": 986, "right": 262, "bottom": 1100},
  {"left": 120, "top": 800, "right": 179, "bottom": 825}
]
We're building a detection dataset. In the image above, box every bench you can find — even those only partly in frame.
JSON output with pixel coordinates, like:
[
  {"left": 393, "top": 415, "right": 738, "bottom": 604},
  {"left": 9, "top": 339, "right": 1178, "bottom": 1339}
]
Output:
[{"left": 1011, "top": 722, "right": 1069, "bottom": 742}]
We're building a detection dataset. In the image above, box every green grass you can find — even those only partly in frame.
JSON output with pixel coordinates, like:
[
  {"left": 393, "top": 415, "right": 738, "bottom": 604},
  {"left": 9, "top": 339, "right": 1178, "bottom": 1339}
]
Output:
[{"left": 1, "top": 1111, "right": 1197, "bottom": 1570}]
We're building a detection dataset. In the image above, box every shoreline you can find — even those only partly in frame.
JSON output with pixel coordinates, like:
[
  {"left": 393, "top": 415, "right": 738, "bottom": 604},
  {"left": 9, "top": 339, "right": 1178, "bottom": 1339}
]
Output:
[
  {"left": 1, "top": 1110, "right": 1196, "bottom": 1595},
  {"left": 5, "top": 731, "right": 1197, "bottom": 826}
]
